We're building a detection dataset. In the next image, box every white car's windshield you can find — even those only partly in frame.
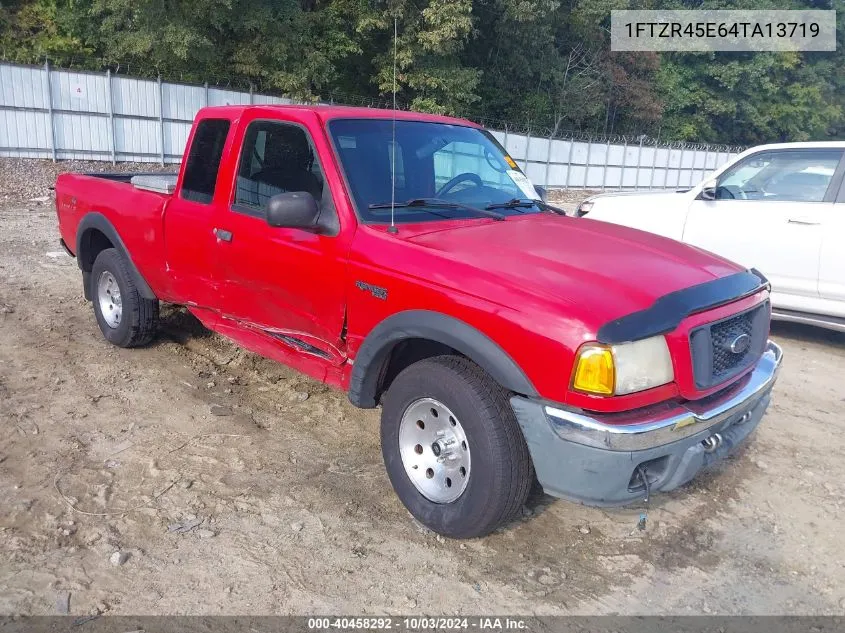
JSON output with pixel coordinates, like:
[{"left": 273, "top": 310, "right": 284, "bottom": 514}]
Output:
[
  {"left": 716, "top": 150, "right": 842, "bottom": 201},
  {"left": 329, "top": 119, "right": 545, "bottom": 223}
]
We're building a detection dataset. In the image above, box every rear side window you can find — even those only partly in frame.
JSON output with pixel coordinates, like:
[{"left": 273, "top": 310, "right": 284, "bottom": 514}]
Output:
[{"left": 181, "top": 119, "right": 231, "bottom": 204}]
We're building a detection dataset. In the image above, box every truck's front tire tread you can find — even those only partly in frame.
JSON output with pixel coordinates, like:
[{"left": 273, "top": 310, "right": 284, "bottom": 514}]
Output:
[
  {"left": 381, "top": 355, "right": 533, "bottom": 538},
  {"left": 90, "top": 248, "right": 159, "bottom": 348}
]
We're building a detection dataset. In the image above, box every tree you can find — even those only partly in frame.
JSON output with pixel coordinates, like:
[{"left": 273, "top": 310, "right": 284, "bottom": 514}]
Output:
[
  {"left": 0, "top": 0, "right": 92, "bottom": 64},
  {"left": 353, "top": 0, "right": 480, "bottom": 114},
  {"left": 653, "top": 0, "right": 844, "bottom": 143},
  {"left": 0, "top": 0, "right": 841, "bottom": 142}
]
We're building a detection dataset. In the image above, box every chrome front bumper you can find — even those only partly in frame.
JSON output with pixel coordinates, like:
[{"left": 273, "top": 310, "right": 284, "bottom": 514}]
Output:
[
  {"left": 510, "top": 340, "right": 783, "bottom": 506},
  {"left": 544, "top": 340, "right": 783, "bottom": 451}
]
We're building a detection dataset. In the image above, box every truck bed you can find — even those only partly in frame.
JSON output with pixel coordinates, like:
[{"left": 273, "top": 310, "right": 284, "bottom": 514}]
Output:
[
  {"left": 55, "top": 171, "right": 177, "bottom": 302},
  {"left": 82, "top": 172, "right": 179, "bottom": 194}
]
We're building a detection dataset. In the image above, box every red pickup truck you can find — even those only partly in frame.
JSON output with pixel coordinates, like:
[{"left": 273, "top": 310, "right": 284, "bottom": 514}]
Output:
[{"left": 55, "top": 105, "right": 783, "bottom": 538}]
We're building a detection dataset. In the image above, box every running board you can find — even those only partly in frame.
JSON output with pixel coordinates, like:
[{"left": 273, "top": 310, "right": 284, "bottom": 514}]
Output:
[{"left": 771, "top": 309, "right": 845, "bottom": 333}]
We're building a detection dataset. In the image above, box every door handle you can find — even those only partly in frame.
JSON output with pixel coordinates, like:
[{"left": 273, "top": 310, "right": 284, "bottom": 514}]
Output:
[
  {"left": 787, "top": 218, "right": 820, "bottom": 226},
  {"left": 214, "top": 228, "right": 233, "bottom": 242}
]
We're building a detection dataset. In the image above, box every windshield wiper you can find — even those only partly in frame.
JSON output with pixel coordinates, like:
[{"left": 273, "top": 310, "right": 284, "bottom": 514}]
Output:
[
  {"left": 535, "top": 200, "right": 569, "bottom": 215},
  {"left": 368, "top": 198, "right": 505, "bottom": 221},
  {"left": 485, "top": 198, "right": 535, "bottom": 212},
  {"left": 486, "top": 198, "right": 568, "bottom": 216}
]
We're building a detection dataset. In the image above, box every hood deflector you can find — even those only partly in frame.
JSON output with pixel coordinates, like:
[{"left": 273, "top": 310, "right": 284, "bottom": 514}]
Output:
[{"left": 596, "top": 269, "right": 770, "bottom": 344}]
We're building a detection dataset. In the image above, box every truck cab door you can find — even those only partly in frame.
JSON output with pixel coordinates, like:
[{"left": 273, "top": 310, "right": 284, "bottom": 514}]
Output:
[
  {"left": 683, "top": 148, "right": 843, "bottom": 305},
  {"left": 163, "top": 117, "right": 233, "bottom": 309},
  {"left": 211, "top": 114, "right": 349, "bottom": 363},
  {"left": 817, "top": 168, "right": 845, "bottom": 312}
]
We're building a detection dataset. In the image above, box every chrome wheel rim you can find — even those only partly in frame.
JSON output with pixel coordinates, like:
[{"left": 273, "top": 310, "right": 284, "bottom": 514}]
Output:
[
  {"left": 97, "top": 271, "right": 122, "bottom": 329},
  {"left": 398, "top": 397, "right": 471, "bottom": 503}
]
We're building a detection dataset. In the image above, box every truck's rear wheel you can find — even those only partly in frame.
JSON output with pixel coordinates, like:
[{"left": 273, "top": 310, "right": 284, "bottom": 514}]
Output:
[
  {"left": 380, "top": 356, "right": 532, "bottom": 538},
  {"left": 90, "top": 248, "right": 159, "bottom": 348}
]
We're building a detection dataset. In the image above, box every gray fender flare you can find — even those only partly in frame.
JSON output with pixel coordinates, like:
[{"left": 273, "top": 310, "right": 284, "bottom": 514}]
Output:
[
  {"left": 76, "top": 212, "right": 157, "bottom": 300},
  {"left": 348, "top": 310, "right": 538, "bottom": 408}
]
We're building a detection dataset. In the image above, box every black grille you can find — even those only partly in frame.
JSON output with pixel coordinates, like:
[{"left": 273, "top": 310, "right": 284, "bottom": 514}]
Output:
[{"left": 689, "top": 301, "right": 769, "bottom": 389}]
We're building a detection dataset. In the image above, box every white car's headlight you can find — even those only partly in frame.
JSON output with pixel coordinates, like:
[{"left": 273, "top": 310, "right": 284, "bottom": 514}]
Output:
[{"left": 572, "top": 335, "right": 674, "bottom": 396}]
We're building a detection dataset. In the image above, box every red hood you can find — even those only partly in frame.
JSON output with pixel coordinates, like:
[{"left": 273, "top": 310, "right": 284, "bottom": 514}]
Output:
[{"left": 402, "top": 214, "right": 743, "bottom": 329}]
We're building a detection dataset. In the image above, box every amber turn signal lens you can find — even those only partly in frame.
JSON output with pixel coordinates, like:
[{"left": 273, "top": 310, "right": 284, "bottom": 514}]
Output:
[{"left": 572, "top": 345, "right": 615, "bottom": 395}]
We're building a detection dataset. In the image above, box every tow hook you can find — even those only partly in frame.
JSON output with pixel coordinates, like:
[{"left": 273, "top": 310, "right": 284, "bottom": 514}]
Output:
[{"left": 701, "top": 433, "right": 723, "bottom": 453}]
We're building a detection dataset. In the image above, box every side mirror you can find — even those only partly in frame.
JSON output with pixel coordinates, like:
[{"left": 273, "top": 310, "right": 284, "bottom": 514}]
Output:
[
  {"left": 698, "top": 179, "right": 718, "bottom": 201},
  {"left": 534, "top": 185, "right": 548, "bottom": 202},
  {"left": 266, "top": 192, "right": 319, "bottom": 229}
]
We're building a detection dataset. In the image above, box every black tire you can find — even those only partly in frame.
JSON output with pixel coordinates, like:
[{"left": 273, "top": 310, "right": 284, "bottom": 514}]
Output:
[
  {"left": 90, "top": 248, "right": 159, "bottom": 348},
  {"left": 380, "top": 355, "right": 533, "bottom": 539}
]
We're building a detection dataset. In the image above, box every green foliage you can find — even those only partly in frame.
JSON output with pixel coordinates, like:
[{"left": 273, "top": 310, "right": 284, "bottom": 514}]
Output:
[
  {"left": 656, "top": 47, "right": 843, "bottom": 144},
  {"left": 0, "top": 0, "right": 92, "bottom": 63},
  {"left": 0, "top": 0, "right": 841, "bottom": 142}
]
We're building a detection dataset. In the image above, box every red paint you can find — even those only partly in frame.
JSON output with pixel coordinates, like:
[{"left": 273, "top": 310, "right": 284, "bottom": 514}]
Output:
[{"left": 56, "top": 105, "right": 768, "bottom": 416}]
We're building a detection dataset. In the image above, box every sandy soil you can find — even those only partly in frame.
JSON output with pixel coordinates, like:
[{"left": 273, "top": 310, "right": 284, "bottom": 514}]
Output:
[{"left": 1, "top": 160, "right": 844, "bottom": 616}]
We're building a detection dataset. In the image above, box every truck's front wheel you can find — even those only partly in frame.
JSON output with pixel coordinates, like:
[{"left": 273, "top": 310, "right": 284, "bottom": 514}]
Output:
[
  {"left": 380, "top": 356, "right": 532, "bottom": 538},
  {"left": 90, "top": 248, "right": 159, "bottom": 348}
]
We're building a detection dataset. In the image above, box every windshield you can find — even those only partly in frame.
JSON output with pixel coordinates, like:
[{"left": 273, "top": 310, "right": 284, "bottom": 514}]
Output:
[
  {"left": 716, "top": 149, "right": 842, "bottom": 201},
  {"left": 328, "top": 119, "right": 544, "bottom": 223}
]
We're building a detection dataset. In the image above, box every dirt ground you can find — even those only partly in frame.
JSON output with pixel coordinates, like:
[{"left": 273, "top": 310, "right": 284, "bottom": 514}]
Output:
[{"left": 1, "top": 159, "right": 844, "bottom": 616}]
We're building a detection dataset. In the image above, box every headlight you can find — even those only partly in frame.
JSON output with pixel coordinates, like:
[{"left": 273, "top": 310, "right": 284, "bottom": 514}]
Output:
[
  {"left": 572, "top": 336, "right": 674, "bottom": 396},
  {"left": 576, "top": 200, "right": 594, "bottom": 217}
]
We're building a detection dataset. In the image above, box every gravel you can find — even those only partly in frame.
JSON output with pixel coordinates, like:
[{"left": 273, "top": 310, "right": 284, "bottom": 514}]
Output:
[
  {"left": 0, "top": 158, "right": 175, "bottom": 202},
  {"left": 3, "top": 156, "right": 845, "bottom": 615},
  {"left": 546, "top": 188, "right": 599, "bottom": 204}
]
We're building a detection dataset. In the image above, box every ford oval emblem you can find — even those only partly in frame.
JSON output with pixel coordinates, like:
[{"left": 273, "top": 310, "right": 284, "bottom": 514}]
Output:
[{"left": 729, "top": 333, "right": 751, "bottom": 355}]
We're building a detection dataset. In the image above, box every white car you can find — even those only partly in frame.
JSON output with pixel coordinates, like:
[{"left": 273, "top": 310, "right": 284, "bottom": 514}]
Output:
[{"left": 577, "top": 142, "right": 845, "bottom": 332}]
